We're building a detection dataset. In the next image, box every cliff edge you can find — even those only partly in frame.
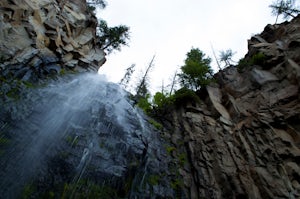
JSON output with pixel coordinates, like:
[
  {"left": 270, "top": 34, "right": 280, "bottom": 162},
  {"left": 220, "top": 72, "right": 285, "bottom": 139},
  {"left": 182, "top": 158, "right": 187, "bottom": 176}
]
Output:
[
  {"left": 0, "top": 0, "right": 105, "bottom": 81},
  {"left": 161, "top": 15, "right": 300, "bottom": 199}
]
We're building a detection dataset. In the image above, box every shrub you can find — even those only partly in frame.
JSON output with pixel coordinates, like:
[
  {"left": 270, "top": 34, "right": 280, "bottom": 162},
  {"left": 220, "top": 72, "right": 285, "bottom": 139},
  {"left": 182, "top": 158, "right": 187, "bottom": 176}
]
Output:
[
  {"left": 172, "top": 87, "right": 201, "bottom": 106},
  {"left": 251, "top": 52, "right": 267, "bottom": 65},
  {"left": 151, "top": 91, "right": 174, "bottom": 113},
  {"left": 149, "top": 119, "right": 163, "bottom": 130},
  {"left": 237, "top": 52, "right": 267, "bottom": 72},
  {"left": 137, "top": 94, "right": 152, "bottom": 114},
  {"left": 147, "top": 175, "right": 160, "bottom": 186}
]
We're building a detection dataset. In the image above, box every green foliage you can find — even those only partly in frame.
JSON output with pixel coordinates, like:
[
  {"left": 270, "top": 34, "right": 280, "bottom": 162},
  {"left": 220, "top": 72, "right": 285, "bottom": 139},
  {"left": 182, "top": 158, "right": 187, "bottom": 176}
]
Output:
[
  {"left": 237, "top": 58, "right": 248, "bottom": 72},
  {"left": 149, "top": 119, "right": 163, "bottom": 130},
  {"left": 21, "top": 183, "right": 36, "bottom": 199},
  {"left": 60, "top": 180, "right": 117, "bottom": 199},
  {"left": 178, "top": 152, "right": 188, "bottom": 167},
  {"left": 172, "top": 87, "right": 201, "bottom": 106},
  {"left": 165, "top": 146, "right": 176, "bottom": 155},
  {"left": 237, "top": 52, "right": 267, "bottom": 72},
  {"left": 0, "top": 77, "right": 39, "bottom": 101},
  {"left": 152, "top": 91, "right": 174, "bottom": 109},
  {"left": 59, "top": 68, "right": 66, "bottom": 76},
  {"left": 97, "top": 20, "right": 130, "bottom": 54},
  {"left": 252, "top": 52, "right": 267, "bottom": 65},
  {"left": 137, "top": 94, "right": 152, "bottom": 114},
  {"left": 6, "top": 87, "right": 20, "bottom": 99},
  {"left": 147, "top": 175, "right": 161, "bottom": 186},
  {"left": 84, "top": 0, "right": 129, "bottom": 54},
  {"left": 178, "top": 48, "right": 213, "bottom": 91},
  {"left": 65, "top": 134, "right": 79, "bottom": 147},
  {"left": 147, "top": 88, "right": 202, "bottom": 116}
]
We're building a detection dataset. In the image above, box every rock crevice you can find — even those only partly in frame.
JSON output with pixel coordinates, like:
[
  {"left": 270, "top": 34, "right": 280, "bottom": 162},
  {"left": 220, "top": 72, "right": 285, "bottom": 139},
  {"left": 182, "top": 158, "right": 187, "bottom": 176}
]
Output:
[
  {"left": 0, "top": 0, "right": 105, "bottom": 81},
  {"left": 163, "top": 15, "right": 300, "bottom": 199}
]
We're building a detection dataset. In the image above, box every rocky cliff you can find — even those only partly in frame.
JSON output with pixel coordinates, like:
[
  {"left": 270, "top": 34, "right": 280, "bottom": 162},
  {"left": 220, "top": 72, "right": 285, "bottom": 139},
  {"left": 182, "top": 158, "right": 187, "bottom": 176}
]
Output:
[
  {"left": 160, "top": 16, "right": 300, "bottom": 198},
  {"left": 1, "top": 0, "right": 300, "bottom": 198},
  {"left": 0, "top": 0, "right": 105, "bottom": 81}
]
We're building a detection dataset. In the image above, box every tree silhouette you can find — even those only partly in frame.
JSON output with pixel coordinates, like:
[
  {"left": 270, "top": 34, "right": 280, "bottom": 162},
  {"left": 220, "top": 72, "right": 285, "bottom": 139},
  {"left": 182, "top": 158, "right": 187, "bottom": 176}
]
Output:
[
  {"left": 97, "top": 20, "right": 130, "bottom": 54},
  {"left": 135, "top": 55, "right": 155, "bottom": 100},
  {"left": 219, "top": 49, "right": 235, "bottom": 67},
  {"left": 269, "top": 0, "right": 300, "bottom": 23},
  {"left": 119, "top": 64, "right": 136, "bottom": 89}
]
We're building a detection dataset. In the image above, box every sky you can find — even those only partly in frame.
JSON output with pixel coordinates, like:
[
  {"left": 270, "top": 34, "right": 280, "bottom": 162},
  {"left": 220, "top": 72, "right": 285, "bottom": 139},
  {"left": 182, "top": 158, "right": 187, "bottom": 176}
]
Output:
[{"left": 97, "top": 0, "right": 284, "bottom": 93}]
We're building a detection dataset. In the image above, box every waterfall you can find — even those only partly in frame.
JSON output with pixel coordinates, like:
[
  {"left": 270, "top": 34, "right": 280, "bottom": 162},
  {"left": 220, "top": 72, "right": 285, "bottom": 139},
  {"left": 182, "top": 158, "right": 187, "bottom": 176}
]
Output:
[{"left": 0, "top": 73, "right": 174, "bottom": 198}]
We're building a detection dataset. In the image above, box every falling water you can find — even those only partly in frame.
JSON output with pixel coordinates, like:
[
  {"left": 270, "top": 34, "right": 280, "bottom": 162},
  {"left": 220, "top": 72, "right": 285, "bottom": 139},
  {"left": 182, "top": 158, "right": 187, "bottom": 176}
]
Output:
[{"left": 0, "top": 73, "right": 173, "bottom": 198}]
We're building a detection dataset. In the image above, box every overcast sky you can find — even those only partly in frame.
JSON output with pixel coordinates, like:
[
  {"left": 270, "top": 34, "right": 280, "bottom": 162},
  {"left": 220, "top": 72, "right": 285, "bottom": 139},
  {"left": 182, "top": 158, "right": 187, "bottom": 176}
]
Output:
[{"left": 97, "top": 0, "right": 283, "bottom": 93}]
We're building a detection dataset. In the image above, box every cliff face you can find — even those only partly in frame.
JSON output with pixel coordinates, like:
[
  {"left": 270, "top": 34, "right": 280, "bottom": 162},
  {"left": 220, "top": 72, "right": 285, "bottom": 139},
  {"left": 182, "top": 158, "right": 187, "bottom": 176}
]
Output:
[
  {"left": 0, "top": 0, "right": 105, "bottom": 81},
  {"left": 1, "top": 1, "right": 300, "bottom": 198},
  {"left": 162, "top": 16, "right": 300, "bottom": 199}
]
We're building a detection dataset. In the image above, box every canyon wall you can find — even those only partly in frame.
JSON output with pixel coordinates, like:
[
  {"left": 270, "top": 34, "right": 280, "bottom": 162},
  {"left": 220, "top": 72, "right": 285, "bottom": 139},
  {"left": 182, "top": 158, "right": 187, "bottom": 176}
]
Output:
[
  {"left": 161, "top": 16, "right": 300, "bottom": 199},
  {"left": 1, "top": 0, "right": 300, "bottom": 198}
]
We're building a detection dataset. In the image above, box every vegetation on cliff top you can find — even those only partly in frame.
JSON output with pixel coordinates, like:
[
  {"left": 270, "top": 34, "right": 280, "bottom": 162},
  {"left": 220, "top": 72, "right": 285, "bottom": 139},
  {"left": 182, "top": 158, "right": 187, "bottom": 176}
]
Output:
[
  {"left": 121, "top": 1, "right": 300, "bottom": 118},
  {"left": 270, "top": 0, "right": 300, "bottom": 23},
  {"left": 127, "top": 48, "right": 212, "bottom": 116},
  {"left": 87, "top": 0, "right": 130, "bottom": 54}
]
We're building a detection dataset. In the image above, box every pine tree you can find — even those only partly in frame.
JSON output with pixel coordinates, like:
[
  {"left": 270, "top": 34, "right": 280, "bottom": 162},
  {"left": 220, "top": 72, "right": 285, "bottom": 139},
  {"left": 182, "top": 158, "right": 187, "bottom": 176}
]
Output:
[
  {"left": 219, "top": 49, "right": 235, "bottom": 67},
  {"left": 269, "top": 0, "right": 300, "bottom": 23},
  {"left": 96, "top": 20, "right": 130, "bottom": 54},
  {"left": 178, "top": 48, "right": 213, "bottom": 91}
]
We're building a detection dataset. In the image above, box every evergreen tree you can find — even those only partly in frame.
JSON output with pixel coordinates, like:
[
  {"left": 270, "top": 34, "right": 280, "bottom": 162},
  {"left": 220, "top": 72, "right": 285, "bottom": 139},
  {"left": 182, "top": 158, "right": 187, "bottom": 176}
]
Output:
[
  {"left": 135, "top": 55, "right": 155, "bottom": 99},
  {"left": 134, "top": 56, "right": 155, "bottom": 112},
  {"left": 97, "top": 20, "right": 130, "bottom": 54},
  {"left": 269, "top": 0, "right": 300, "bottom": 23},
  {"left": 219, "top": 49, "right": 235, "bottom": 67},
  {"left": 119, "top": 64, "right": 135, "bottom": 89},
  {"left": 178, "top": 48, "right": 213, "bottom": 91}
]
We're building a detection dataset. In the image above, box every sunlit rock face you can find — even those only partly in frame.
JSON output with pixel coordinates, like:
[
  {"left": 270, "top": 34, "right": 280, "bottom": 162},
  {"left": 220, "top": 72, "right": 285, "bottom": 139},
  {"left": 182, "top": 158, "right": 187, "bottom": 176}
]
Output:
[
  {"left": 0, "top": 73, "right": 175, "bottom": 198},
  {"left": 159, "top": 15, "right": 300, "bottom": 199},
  {"left": 0, "top": 0, "right": 105, "bottom": 81}
]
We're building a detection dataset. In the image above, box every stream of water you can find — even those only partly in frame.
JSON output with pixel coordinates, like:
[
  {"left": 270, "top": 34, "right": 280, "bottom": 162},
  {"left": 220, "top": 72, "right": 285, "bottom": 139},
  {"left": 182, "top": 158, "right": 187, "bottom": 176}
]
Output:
[{"left": 0, "top": 73, "right": 172, "bottom": 198}]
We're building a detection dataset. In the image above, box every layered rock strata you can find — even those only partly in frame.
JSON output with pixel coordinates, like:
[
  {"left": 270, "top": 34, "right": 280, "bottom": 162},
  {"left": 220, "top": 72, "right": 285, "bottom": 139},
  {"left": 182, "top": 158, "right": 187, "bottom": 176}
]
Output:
[
  {"left": 162, "top": 16, "right": 300, "bottom": 199},
  {"left": 0, "top": 0, "right": 105, "bottom": 81}
]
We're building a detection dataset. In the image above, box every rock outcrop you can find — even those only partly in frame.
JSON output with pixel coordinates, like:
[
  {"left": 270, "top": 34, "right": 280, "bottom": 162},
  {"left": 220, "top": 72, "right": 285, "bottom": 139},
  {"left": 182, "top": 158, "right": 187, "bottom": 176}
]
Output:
[
  {"left": 161, "top": 16, "right": 300, "bottom": 198},
  {"left": 0, "top": 0, "right": 105, "bottom": 81}
]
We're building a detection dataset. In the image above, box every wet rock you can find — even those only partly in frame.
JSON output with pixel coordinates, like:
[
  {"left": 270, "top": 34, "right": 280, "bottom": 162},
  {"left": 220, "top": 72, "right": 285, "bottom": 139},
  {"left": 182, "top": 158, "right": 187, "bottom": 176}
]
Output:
[{"left": 0, "top": 74, "right": 175, "bottom": 198}]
